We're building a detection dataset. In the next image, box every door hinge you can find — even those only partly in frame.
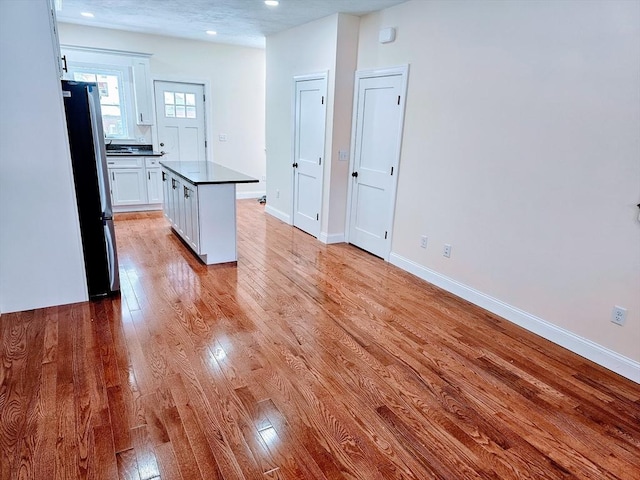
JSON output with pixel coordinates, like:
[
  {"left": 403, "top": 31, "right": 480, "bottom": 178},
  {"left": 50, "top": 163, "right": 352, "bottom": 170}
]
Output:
[
  {"left": 321, "top": 96, "right": 324, "bottom": 105},
  {"left": 316, "top": 213, "right": 319, "bottom": 221},
  {"left": 319, "top": 157, "right": 322, "bottom": 165},
  {"left": 385, "top": 231, "right": 388, "bottom": 239},
  {"left": 203, "top": 94, "right": 206, "bottom": 102},
  {"left": 390, "top": 166, "right": 394, "bottom": 176},
  {"left": 205, "top": 140, "right": 207, "bottom": 148},
  {"left": 397, "top": 95, "right": 401, "bottom": 105}
]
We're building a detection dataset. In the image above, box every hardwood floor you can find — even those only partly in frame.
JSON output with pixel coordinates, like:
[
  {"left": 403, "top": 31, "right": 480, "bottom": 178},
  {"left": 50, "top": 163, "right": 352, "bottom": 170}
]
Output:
[{"left": 1, "top": 200, "right": 638, "bottom": 479}]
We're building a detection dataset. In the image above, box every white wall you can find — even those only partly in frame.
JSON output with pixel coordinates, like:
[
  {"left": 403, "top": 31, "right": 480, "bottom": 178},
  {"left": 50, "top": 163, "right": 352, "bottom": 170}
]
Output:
[
  {"left": 265, "top": 13, "right": 359, "bottom": 239},
  {"left": 59, "top": 24, "right": 266, "bottom": 197},
  {"left": 0, "top": 0, "right": 88, "bottom": 313},
  {"left": 357, "top": 0, "right": 640, "bottom": 374}
]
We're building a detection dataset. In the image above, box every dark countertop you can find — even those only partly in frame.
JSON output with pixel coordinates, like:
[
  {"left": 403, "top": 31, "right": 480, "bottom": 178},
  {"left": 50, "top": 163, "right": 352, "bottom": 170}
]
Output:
[
  {"left": 106, "top": 151, "right": 164, "bottom": 157},
  {"left": 106, "top": 144, "right": 163, "bottom": 157},
  {"left": 160, "top": 161, "right": 259, "bottom": 185}
]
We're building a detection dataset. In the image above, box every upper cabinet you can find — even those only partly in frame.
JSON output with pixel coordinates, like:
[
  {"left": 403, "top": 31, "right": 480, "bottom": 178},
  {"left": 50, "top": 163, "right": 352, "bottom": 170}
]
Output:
[
  {"left": 60, "top": 46, "right": 155, "bottom": 135},
  {"left": 47, "top": 0, "right": 64, "bottom": 78},
  {"left": 132, "top": 58, "right": 153, "bottom": 125}
]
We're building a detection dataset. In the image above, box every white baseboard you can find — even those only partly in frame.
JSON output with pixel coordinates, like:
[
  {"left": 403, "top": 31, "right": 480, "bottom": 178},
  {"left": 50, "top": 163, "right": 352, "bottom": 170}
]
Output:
[
  {"left": 114, "top": 204, "right": 162, "bottom": 213},
  {"left": 319, "top": 232, "right": 345, "bottom": 244},
  {"left": 265, "top": 205, "right": 291, "bottom": 224},
  {"left": 236, "top": 190, "right": 265, "bottom": 200},
  {"left": 389, "top": 252, "right": 640, "bottom": 383}
]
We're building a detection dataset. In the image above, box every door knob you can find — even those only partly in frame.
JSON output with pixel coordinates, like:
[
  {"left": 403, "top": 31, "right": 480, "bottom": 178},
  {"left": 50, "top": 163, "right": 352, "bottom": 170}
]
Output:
[
  {"left": 292, "top": 162, "right": 298, "bottom": 168},
  {"left": 160, "top": 142, "right": 165, "bottom": 147},
  {"left": 351, "top": 171, "right": 358, "bottom": 178}
]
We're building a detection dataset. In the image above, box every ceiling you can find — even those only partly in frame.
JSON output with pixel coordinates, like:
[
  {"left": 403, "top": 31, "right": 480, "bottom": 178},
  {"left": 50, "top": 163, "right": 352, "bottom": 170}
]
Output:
[{"left": 56, "top": 0, "right": 407, "bottom": 49}]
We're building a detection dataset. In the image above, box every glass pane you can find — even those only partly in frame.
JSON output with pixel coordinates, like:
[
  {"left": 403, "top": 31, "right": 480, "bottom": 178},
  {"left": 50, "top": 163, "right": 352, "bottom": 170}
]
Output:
[
  {"left": 164, "top": 91, "right": 174, "bottom": 105},
  {"left": 175, "top": 92, "right": 185, "bottom": 105},
  {"left": 186, "top": 106, "right": 196, "bottom": 119},
  {"left": 165, "top": 105, "right": 175, "bottom": 117},
  {"left": 185, "top": 93, "right": 196, "bottom": 106},
  {"left": 175, "top": 105, "right": 186, "bottom": 118},
  {"left": 73, "top": 72, "right": 96, "bottom": 82},
  {"left": 101, "top": 105, "right": 121, "bottom": 116},
  {"left": 96, "top": 74, "right": 120, "bottom": 105}
]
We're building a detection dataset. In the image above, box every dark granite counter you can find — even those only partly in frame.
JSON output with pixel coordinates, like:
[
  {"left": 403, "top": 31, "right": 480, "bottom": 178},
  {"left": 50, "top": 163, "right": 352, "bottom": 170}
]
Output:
[
  {"left": 106, "top": 144, "right": 163, "bottom": 157},
  {"left": 160, "top": 161, "right": 258, "bottom": 185}
]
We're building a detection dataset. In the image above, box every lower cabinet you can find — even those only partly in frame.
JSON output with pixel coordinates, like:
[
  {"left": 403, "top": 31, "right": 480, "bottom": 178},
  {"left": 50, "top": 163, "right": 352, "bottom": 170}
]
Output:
[
  {"left": 182, "top": 181, "right": 200, "bottom": 252},
  {"left": 110, "top": 168, "right": 146, "bottom": 206},
  {"left": 146, "top": 168, "right": 163, "bottom": 203},
  {"left": 162, "top": 167, "right": 237, "bottom": 265},
  {"left": 107, "top": 156, "right": 163, "bottom": 211}
]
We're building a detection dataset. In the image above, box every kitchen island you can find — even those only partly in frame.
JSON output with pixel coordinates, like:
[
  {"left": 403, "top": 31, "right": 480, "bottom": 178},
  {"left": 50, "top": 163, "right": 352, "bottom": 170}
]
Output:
[{"left": 160, "top": 161, "right": 258, "bottom": 265}]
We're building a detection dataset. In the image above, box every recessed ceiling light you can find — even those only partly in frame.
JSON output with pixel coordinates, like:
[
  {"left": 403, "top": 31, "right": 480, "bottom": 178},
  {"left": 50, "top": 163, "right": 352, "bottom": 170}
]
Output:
[
  {"left": 206, "top": 30, "right": 217, "bottom": 35},
  {"left": 265, "top": 0, "right": 279, "bottom": 6},
  {"left": 80, "top": 12, "right": 94, "bottom": 18}
]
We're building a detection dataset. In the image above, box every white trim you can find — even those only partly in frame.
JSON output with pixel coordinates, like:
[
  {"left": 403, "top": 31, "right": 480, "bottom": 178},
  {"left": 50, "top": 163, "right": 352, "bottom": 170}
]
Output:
[
  {"left": 113, "top": 204, "right": 162, "bottom": 213},
  {"left": 389, "top": 252, "right": 640, "bottom": 383},
  {"left": 265, "top": 205, "right": 291, "bottom": 224},
  {"left": 236, "top": 190, "right": 265, "bottom": 200},
  {"left": 318, "top": 232, "right": 345, "bottom": 244},
  {"left": 61, "top": 44, "right": 152, "bottom": 58},
  {"left": 345, "top": 65, "right": 409, "bottom": 261}
]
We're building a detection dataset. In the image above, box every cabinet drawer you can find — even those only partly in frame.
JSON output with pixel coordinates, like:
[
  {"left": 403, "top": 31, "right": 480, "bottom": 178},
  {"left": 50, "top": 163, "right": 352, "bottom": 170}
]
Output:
[
  {"left": 145, "top": 157, "right": 161, "bottom": 168},
  {"left": 106, "top": 157, "right": 144, "bottom": 168}
]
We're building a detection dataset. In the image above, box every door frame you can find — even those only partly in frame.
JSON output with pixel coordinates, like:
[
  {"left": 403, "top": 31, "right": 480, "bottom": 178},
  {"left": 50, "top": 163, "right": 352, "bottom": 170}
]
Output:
[
  {"left": 151, "top": 76, "right": 211, "bottom": 162},
  {"left": 345, "top": 65, "right": 409, "bottom": 261},
  {"left": 291, "top": 71, "right": 328, "bottom": 231}
]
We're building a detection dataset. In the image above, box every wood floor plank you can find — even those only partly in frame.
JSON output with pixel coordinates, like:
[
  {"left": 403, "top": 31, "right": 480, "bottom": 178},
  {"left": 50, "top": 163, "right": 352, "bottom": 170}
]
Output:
[{"left": 1, "top": 201, "right": 638, "bottom": 480}]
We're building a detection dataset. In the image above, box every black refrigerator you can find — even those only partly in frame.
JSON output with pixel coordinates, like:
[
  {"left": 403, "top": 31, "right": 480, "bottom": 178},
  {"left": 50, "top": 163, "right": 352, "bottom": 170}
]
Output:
[{"left": 62, "top": 80, "right": 120, "bottom": 299}]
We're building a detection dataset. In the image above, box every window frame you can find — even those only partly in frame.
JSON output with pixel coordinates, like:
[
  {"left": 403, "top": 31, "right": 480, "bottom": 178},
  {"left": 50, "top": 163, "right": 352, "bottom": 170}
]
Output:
[{"left": 68, "top": 63, "right": 133, "bottom": 139}]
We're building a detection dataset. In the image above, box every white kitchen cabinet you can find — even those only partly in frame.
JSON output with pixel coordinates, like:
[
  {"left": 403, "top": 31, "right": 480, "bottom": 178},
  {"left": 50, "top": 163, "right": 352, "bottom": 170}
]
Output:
[
  {"left": 107, "top": 156, "right": 163, "bottom": 211},
  {"left": 162, "top": 168, "right": 200, "bottom": 255},
  {"left": 110, "top": 168, "right": 147, "bottom": 206},
  {"left": 162, "top": 170, "right": 172, "bottom": 222},
  {"left": 161, "top": 163, "right": 258, "bottom": 265},
  {"left": 182, "top": 181, "right": 199, "bottom": 252},
  {"left": 47, "top": 0, "right": 64, "bottom": 78},
  {"left": 145, "top": 158, "right": 163, "bottom": 204},
  {"left": 147, "top": 168, "right": 163, "bottom": 203},
  {"left": 132, "top": 59, "right": 153, "bottom": 125}
]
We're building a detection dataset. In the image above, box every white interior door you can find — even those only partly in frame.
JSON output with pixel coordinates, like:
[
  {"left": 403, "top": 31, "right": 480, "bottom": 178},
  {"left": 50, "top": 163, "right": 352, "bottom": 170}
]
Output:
[
  {"left": 348, "top": 68, "right": 408, "bottom": 259},
  {"left": 154, "top": 81, "right": 206, "bottom": 162},
  {"left": 293, "top": 75, "right": 327, "bottom": 238}
]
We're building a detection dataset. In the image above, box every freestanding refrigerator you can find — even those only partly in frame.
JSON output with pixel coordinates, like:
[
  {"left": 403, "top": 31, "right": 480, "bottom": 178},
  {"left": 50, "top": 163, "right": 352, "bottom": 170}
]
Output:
[{"left": 61, "top": 80, "right": 120, "bottom": 299}]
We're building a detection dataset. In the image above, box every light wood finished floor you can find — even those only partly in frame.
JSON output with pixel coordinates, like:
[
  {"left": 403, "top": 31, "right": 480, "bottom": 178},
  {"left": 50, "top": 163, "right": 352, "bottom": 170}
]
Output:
[{"left": 1, "top": 200, "right": 639, "bottom": 479}]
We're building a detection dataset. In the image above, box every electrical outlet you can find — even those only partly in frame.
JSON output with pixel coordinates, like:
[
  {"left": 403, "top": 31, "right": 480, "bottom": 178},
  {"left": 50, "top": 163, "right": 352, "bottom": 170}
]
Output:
[
  {"left": 219, "top": 134, "right": 227, "bottom": 142},
  {"left": 611, "top": 306, "right": 627, "bottom": 326},
  {"left": 443, "top": 244, "right": 452, "bottom": 258},
  {"left": 420, "top": 235, "right": 428, "bottom": 249}
]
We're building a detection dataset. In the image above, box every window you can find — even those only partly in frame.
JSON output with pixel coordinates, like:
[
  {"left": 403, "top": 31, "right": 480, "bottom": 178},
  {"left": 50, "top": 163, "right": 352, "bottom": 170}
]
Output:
[
  {"left": 70, "top": 68, "right": 130, "bottom": 139},
  {"left": 163, "top": 91, "right": 197, "bottom": 119}
]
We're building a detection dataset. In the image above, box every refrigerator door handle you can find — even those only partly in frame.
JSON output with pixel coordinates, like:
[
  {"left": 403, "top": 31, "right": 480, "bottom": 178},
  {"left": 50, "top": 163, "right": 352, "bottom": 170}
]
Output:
[
  {"left": 87, "top": 85, "right": 114, "bottom": 218},
  {"left": 104, "top": 218, "right": 120, "bottom": 293}
]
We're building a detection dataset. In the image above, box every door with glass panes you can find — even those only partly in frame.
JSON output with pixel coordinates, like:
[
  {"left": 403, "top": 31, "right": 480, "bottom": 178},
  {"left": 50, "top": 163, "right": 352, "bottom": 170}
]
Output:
[{"left": 154, "top": 81, "right": 206, "bottom": 162}]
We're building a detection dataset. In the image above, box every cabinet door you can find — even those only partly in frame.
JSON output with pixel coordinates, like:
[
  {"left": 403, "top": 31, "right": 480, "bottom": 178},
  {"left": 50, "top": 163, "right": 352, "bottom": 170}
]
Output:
[
  {"left": 132, "top": 59, "right": 153, "bottom": 125},
  {"left": 170, "top": 175, "right": 183, "bottom": 232},
  {"left": 182, "top": 182, "right": 199, "bottom": 252},
  {"left": 162, "top": 169, "right": 172, "bottom": 221},
  {"left": 147, "top": 168, "right": 163, "bottom": 203},
  {"left": 110, "top": 168, "right": 147, "bottom": 206},
  {"left": 48, "top": 0, "right": 64, "bottom": 78}
]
